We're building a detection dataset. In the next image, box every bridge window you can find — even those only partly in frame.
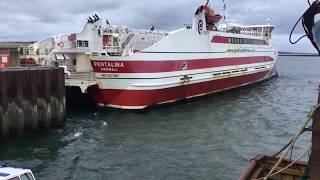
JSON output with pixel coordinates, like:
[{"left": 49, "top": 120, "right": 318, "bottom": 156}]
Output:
[
  {"left": 77, "top": 40, "right": 89, "bottom": 47},
  {"left": 77, "top": 41, "right": 83, "bottom": 47},
  {"left": 229, "top": 37, "right": 265, "bottom": 45},
  {"left": 84, "top": 41, "right": 89, "bottom": 47},
  {"left": 20, "top": 173, "right": 35, "bottom": 180},
  {"left": 20, "top": 48, "right": 24, "bottom": 55},
  {"left": 9, "top": 177, "right": 20, "bottom": 180}
]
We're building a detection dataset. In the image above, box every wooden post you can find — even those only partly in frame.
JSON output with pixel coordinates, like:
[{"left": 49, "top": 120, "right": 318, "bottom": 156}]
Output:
[{"left": 310, "top": 85, "right": 320, "bottom": 179}]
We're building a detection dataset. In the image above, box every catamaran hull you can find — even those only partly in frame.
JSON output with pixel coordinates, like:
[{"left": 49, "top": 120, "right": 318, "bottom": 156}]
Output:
[{"left": 89, "top": 56, "right": 278, "bottom": 109}]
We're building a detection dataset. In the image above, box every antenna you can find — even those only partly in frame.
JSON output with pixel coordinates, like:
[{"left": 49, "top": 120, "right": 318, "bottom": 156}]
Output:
[
  {"left": 205, "top": 0, "right": 209, "bottom": 6},
  {"left": 267, "top": 18, "right": 271, "bottom": 25},
  {"left": 222, "top": 0, "right": 227, "bottom": 20}
]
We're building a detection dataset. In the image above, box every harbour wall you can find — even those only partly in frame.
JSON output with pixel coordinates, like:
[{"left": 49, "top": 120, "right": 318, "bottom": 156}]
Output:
[{"left": 0, "top": 67, "right": 66, "bottom": 137}]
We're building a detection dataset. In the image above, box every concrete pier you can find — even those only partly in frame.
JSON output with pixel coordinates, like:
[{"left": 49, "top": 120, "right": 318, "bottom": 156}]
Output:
[{"left": 0, "top": 67, "right": 66, "bottom": 137}]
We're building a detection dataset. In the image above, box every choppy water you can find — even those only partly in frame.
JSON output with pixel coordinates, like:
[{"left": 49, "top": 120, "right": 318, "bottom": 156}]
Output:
[{"left": 1, "top": 56, "right": 320, "bottom": 180}]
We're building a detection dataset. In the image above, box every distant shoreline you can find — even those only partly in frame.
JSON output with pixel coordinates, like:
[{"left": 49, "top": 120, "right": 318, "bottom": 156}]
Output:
[
  {"left": 278, "top": 51, "right": 318, "bottom": 57},
  {"left": 278, "top": 54, "right": 318, "bottom": 57}
]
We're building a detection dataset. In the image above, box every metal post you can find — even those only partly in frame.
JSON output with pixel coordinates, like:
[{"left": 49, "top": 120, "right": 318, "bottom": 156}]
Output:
[{"left": 310, "top": 85, "right": 320, "bottom": 179}]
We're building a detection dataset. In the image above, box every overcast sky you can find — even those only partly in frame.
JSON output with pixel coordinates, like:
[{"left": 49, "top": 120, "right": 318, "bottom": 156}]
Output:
[{"left": 0, "top": 0, "right": 316, "bottom": 52}]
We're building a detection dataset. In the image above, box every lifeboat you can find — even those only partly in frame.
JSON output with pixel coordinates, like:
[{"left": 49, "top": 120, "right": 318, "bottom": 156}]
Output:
[{"left": 197, "top": 5, "right": 223, "bottom": 25}]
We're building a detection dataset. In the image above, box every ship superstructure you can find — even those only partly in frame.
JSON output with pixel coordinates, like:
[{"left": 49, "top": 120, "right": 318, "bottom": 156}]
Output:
[{"left": 23, "top": 15, "right": 166, "bottom": 80}]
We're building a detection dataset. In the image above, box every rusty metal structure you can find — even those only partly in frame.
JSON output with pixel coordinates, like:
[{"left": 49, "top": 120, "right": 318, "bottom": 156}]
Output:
[
  {"left": 239, "top": 155, "right": 308, "bottom": 180},
  {"left": 309, "top": 86, "right": 320, "bottom": 179}
]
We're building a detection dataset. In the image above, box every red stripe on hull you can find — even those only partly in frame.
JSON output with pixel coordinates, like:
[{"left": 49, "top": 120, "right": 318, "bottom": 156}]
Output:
[
  {"left": 211, "top": 36, "right": 228, "bottom": 43},
  {"left": 88, "top": 68, "right": 277, "bottom": 109},
  {"left": 91, "top": 56, "right": 274, "bottom": 73}
]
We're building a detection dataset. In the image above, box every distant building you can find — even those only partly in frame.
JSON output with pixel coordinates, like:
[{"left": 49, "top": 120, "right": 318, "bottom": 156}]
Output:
[{"left": 0, "top": 42, "right": 34, "bottom": 67}]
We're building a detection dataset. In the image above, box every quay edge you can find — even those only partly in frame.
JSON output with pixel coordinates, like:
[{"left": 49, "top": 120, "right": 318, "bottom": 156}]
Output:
[{"left": 0, "top": 67, "right": 66, "bottom": 137}]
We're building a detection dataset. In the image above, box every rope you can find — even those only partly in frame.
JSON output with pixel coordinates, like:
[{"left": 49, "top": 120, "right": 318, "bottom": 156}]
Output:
[
  {"left": 289, "top": 0, "right": 312, "bottom": 44},
  {"left": 258, "top": 146, "right": 311, "bottom": 180},
  {"left": 273, "top": 138, "right": 294, "bottom": 157},
  {"left": 262, "top": 105, "right": 320, "bottom": 180},
  {"left": 289, "top": 0, "right": 320, "bottom": 55}
]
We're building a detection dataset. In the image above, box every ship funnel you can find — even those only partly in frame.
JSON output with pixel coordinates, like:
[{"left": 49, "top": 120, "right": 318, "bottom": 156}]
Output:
[
  {"left": 88, "top": 17, "right": 94, "bottom": 23},
  {"left": 95, "top": 14, "right": 100, "bottom": 20}
]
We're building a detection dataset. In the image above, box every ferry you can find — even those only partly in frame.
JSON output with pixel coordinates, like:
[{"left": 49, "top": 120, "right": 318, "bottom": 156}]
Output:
[
  {"left": 0, "top": 164, "right": 36, "bottom": 180},
  {"left": 23, "top": 13, "right": 168, "bottom": 93},
  {"left": 89, "top": 1, "right": 278, "bottom": 109}
]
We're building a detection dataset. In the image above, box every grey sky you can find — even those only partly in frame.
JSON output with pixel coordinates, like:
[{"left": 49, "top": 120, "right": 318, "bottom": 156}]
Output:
[{"left": 0, "top": 0, "right": 315, "bottom": 52}]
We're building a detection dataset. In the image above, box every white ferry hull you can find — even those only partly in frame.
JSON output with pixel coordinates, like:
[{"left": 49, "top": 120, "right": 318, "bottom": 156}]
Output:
[{"left": 90, "top": 53, "right": 278, "bottom": 109}]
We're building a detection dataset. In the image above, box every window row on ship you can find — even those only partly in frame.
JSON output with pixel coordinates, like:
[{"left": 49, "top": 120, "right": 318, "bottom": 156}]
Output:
[
  {"left": 212, "top": 36, "right": 268, "bottom": 45},
  {"left": 227, "top": 37, "right": 267, "bottom": 45}
]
